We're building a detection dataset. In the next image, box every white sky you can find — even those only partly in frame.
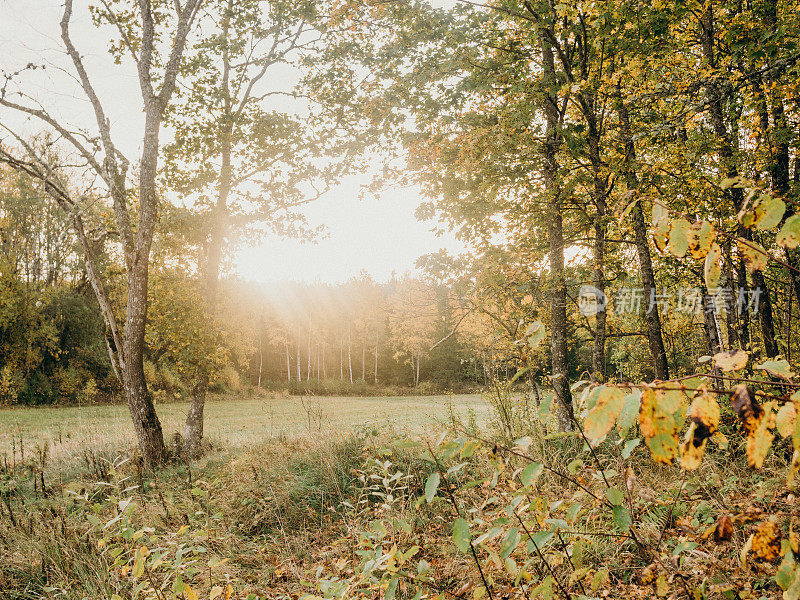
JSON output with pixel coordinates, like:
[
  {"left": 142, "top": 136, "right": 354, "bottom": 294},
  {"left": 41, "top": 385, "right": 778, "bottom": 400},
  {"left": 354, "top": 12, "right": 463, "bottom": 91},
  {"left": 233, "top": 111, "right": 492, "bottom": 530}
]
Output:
[{"left": 0, "top": 0, "right": 465, "bottom": 284}]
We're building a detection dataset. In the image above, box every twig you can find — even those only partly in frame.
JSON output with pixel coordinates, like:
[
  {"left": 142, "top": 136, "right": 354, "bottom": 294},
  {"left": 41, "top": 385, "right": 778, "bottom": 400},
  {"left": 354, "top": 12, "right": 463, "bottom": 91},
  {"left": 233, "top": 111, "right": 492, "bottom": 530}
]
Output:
[{"left": 425, "top": 439, "right": 495, "bottom": 600}]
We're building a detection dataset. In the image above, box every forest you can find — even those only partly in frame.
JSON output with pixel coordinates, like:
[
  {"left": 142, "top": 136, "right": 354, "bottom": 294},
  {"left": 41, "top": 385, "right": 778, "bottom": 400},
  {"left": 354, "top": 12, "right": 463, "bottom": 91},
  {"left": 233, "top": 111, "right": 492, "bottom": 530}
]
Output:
[{"left": 1, "top": 0, "right": 800, "bottom": 598}]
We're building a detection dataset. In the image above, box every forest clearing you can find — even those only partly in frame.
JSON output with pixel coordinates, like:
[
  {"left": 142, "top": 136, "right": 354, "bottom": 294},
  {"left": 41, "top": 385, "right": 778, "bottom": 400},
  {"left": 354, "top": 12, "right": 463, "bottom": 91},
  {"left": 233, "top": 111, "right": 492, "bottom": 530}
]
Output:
[
  {"left": 2, "top": 0, "right": 800, "bottom": 598},
  {"left": 0, "top": 393, "right": 487, "bottom": 467}
]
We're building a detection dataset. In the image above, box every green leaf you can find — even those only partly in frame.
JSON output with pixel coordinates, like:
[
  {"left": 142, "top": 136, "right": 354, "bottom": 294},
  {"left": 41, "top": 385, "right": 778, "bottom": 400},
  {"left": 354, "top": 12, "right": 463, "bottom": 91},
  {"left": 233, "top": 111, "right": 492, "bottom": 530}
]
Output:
[
  {"left": 539, "top": 392, "right": 553, "bottom": 418},
  {"left": 385, "top": 577, "right": 398, "bottom": 600},
  {"left": 565, "top": 502, "right": 582, "bottom": 523},
  {"left": 567, "top": 459, "right": 583, "bottom": 474},
  {"left": 617, "top": 391, "right": 641, "bottom": 434},
  {"left": 524, "top": 320, "right": 546, "bottom": 349},
  {"left": 605, "top": 487, "right": 624, "bottom": 506},
  {"left": 453, "top": 518, "right": 470, "bottom": 553},
  {"left": 520, "top": 462, "right": 544, "bottom": 487},
  {"left": 756, "top": 359, "right": 794, "bottom": 379},
  {"left": 754, "top": 195, "right": 786, "bottom": 230},
  {"left": 612, "top": 505, "right": 631, "bottom": 532},
  {"left": 417, "top": 559, "right": 430, "bottom": 576},
  {"left": 622, "top": 438, "right": 640, "bottom": 459},
  {"left": 528, "top": 531, "right": 554, "bottom": 551},
  {"left": 500, "top": 527, "right": 520, "bottom": 560},
  {"left": 667, "top": 217, "right": 691, "bottom": 257},
  {"left": 424, "top": 472, "right": 440, "bottom": 504},
  {"left": 777, "top": 551, "right": 796, "bottom": 590},
  {"left": 778, "top": 215, "right": 800, "bottom": 249}
]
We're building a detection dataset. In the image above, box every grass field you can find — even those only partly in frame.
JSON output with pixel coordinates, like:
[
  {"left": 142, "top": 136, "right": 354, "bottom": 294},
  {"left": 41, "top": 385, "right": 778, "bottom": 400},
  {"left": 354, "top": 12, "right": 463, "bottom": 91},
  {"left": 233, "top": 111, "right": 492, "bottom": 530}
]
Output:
[{"left": 0, "top": 392, "right": 489, "bottom": 468}]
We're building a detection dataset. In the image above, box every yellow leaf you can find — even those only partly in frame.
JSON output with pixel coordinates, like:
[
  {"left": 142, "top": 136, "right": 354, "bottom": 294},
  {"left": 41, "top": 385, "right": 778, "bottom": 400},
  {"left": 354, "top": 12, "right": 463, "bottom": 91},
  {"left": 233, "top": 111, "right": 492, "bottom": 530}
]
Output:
[
  {"left": 713, "top": 349, "right": 748, "bottom": 372},
  {"left": 680, "top": 422, "right": 707, "bottom": 470},
  {"left": 746, "top": 401, "right": 776, "bottom": 469},
  {"left": 687, "top": 220, "right": 715, "bottom": 259},
  {"left": 667, "top": 217, "right": 691, "bottom": 257},
  {"left": 639, "top": 385, "right": 684, "bottom": 464},
  {"left": 752, "top": 519, "right": 781, "bottom": 561},
  {"left": 738, "top": 238, "right": 769, "bottom": 273},
  {"left": 583, "top": 386, "right": 626, "bottom": 444},
  {"left": 185, "top": 585, "right": 199, "bottom": 600},
  {"left": 704, "top": 243, "right": 723, "bottom": 288},
  {"left": 776, "top": 402, "right": 798, "bottom": 438}
]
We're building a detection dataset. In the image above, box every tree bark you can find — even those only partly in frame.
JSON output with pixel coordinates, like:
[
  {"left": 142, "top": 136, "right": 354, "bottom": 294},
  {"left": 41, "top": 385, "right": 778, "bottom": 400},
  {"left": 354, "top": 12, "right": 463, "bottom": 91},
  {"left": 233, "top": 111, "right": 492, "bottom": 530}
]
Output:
[
  {"left": 615, "top": 88, "right": 670, "bottom": 379},
  {"left": 541, "top": 30, "right": 574, "bottom": 430}
]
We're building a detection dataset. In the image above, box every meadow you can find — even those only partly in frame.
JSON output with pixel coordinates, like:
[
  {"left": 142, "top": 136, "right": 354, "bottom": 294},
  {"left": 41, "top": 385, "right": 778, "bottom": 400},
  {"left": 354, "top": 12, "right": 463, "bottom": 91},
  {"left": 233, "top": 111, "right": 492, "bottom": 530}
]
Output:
[{"left": 0, "top": 392, "right": 488, "bottom": 468}]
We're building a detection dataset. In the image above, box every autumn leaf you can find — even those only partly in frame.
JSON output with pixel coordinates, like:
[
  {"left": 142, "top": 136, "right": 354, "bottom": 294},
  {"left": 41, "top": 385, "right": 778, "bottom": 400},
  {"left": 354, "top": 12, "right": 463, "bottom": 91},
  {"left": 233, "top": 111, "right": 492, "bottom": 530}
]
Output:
[
  {"left": 680, "top": 421, "right": 707, "bottom": 470},
  {"left": 704, "top": 243, "right": 723, "bottom": 289},
  {"left": 667, "top": 217, "right": 690, "bottom": 257},
  {"left": 746, "top": 401, "right": 776, "bottom": 469},
  {"left": 712, "top": 515, "right": 733, "bottom": 543},
  {"left": 687, "top": 220, "right": 715, "bottom": 259},
  {"left": 737, "top": 238, "right": 769, "bottom": 273},
  {"left": 713, "top": 349, "right": 748, "bottom": 372},
  {"left": 639, "top": 385, "right": 684, "bottom": 464},
  {"left": 776, "top": 402, "right": 798, "bottom": 438},
  {"left": 680, "top": 388, "right": 719, "bottom": 470},
  {"left": 752, "top": 519, "right": 781, "bottom": 561},
  {"left": 690, "top": 387, "right": 720, "bottom": 435},
  {"left": 731, "top": 384, "right": 763, "bottom": 433},
  {"left": 583, "top": 386, "right": 626, "bottom": 443}
]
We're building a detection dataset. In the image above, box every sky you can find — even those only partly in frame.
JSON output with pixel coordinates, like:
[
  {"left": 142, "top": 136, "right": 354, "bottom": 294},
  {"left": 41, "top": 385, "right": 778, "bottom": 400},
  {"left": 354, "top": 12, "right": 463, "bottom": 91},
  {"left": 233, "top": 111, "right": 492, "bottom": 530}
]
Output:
[{"left": 0, "top": 0, "right": 466, "bottom": 284}]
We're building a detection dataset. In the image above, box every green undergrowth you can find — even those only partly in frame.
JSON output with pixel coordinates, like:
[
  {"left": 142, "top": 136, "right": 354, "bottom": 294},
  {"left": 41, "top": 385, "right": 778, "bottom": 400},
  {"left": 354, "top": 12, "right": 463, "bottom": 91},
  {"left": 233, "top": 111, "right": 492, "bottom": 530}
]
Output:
[{"left": 0, "top": 413, "right": 795, "bottom": 600}]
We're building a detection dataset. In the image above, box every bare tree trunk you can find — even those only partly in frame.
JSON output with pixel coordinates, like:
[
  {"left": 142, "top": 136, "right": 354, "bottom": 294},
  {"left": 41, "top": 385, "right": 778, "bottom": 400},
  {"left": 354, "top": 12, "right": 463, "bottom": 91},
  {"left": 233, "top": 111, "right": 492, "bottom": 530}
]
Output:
[
  {"left": 307, "top": 325, "right": 312, "bottom": 382},
  {"left": 257, "top": 329, "right": 263, "bottom": 388},
  {"left": 361, "top": 338, "right": 365, "bottom": 381},
  {"left": 374, "top": 330, "right": 379, "bottom": 385},
  {"left": 322, "top": 344, "right": 326, "bottom": 379},
  {"left": 701, "top": 287, "right": 722, "bottom": 355},
  {"left": 348, "top": 324, "right": 353, "bottom": 384},
  {"left": 297, "top": 327, "right": 301, "bottom": 382},
  {"left": 286, "top": 342, "right": 291, "bottom": 382}
]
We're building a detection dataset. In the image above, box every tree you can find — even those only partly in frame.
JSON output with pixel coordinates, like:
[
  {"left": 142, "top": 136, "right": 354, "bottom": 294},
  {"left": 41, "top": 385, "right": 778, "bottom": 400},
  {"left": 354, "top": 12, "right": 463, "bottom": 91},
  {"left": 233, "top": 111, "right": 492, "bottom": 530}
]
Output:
[
  {"left": 0, "top": 0, "right": 204, "bottom": 465},
  {"left": 164, "top": 0, "right": 345, "bottom": 456}
]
